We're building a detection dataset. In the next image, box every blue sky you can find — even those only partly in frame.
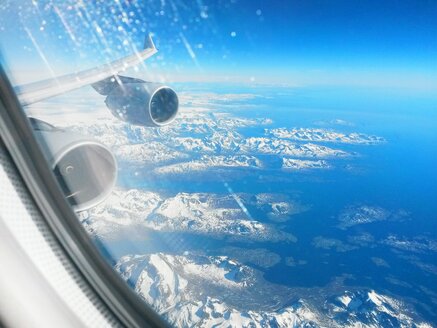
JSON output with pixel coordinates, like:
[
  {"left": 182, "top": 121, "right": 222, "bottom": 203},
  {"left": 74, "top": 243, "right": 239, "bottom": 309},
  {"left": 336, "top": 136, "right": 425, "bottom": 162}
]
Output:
[{"left": 0, "top": 0, "right": 436, "bottom": 88}]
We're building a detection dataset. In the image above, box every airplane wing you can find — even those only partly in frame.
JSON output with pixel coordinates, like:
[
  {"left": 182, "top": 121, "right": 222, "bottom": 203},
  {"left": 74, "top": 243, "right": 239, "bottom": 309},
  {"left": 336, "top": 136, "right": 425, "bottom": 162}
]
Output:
[{"left": 14, "top": 35, "right": 157, "bottom": 106}]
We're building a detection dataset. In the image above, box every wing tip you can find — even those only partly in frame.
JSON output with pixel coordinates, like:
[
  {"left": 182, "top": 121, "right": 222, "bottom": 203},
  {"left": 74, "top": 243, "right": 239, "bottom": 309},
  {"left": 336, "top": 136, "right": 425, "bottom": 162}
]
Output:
[{"left": 145, "top": 34, "right": 157, "bottom": 51}]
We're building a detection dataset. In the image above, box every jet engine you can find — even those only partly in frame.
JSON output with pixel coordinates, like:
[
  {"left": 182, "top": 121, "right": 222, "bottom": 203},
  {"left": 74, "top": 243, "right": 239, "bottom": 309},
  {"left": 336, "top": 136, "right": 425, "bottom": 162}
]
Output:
[
  {"left": 30, "top": 118, "right": 117, "bottom": 212},
  {"left": 92, "top": 75, "right": 179, "bottom": 127}
]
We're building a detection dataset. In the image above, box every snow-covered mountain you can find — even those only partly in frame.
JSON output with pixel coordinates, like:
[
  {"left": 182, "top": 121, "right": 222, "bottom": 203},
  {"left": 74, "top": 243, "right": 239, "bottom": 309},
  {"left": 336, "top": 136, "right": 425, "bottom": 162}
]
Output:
[
  {"left": 282, "top": 158, "right": 331, "bottom": 170},
  {"left": 154, "top": 155, "right": 263, "bottom": 174},
  {"left": 325, "top": 290, "right": 431, "bottom": 328},
  {"left": 338, "top": 205, "right": 409, "bottom": 229},
  {"left": 115, "top": 253, "right": 319, "bottom": 327},
  {"left": 61, "top": 111, "right": 360, "bottom": 174},
  {"left": 239, "top": 138, "right": 351, "bottom": 158},
  {"left": 267, "top": 127, "right": 385, "bottom": 145},
  {"left": 115, "top": 252, "right": 430, "bottom": 327},
  {"left": 59, "top": 91, "right": 432, "bottom": 327},
  {"left": 87, "top": 189, "right": 297, "bottom": 242}
]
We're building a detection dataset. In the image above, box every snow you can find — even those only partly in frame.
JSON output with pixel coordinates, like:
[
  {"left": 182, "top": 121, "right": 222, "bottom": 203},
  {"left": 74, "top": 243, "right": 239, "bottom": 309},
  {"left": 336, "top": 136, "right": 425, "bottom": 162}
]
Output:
[
  {"left": 88, "top": 189, "right": 297, "bottom": 242},
  {"left": 53, "top": 89, "right": 430, "bottom": 327},
  {"left": 339, "top": 295, "right": 353, "bottom": 307},
  {"left": 282, "top": 158, "right": 331, "bottom": 170},
  {"left": 325, "top": 290, "right": 428, "bottom": 328},
  {"left": 268, "top": 127, "right": 385, "bottom": 145},
  {"left": 240, "top": 138, "right": 351, "bottom": 158},
  {"left": 154, "top": 155, "right": 262, "bottom": 174},
  {"left": 338, "top": 205, "right": 408, "bottom": 229},
  {"left": 368, "top": 290, "right": 383, "bottom": 307},
  {"left": 114, "top": 252, "right": 429, "bottom": 328},
  {"left": 115, "top": 253, "right": 314, "bottom": 327}
]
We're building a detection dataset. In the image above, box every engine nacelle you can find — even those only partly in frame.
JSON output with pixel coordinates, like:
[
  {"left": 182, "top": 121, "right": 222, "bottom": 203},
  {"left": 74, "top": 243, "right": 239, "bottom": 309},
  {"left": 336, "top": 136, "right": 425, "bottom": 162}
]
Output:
[
  {"left": 31, "top": 118, "right": 117, "bottom": 212},
  {"left": 104, "top": 82, "right": 179, "bottom": 127}
]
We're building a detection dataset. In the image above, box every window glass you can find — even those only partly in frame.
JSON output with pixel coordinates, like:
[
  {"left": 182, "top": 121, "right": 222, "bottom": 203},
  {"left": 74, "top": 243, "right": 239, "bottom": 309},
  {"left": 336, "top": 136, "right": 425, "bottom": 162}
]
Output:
[{"left": 1, "top": 1, "right": 437, "bottom": 326}]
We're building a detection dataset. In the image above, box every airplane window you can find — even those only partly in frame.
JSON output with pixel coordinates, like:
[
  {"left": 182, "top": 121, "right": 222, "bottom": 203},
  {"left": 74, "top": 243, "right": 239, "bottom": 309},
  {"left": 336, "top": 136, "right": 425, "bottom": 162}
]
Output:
[{"left": 1, "top": 1, "right": 436, "bottom": 327}]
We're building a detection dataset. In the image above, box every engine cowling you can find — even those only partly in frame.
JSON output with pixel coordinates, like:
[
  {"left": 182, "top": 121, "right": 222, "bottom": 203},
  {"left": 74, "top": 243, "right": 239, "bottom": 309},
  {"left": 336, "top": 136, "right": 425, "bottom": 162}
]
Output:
[
  {"left": 31, "top": 118, "right": 117, "bottom": 212},
  {"left": 104, "top": 82, "right": 179, "bottom": 127}
]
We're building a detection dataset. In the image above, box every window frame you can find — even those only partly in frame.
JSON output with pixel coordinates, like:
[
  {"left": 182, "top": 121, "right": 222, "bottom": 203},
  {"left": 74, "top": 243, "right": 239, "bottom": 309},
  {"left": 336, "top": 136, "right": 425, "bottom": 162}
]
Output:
[{"left": 0, "top": 64, "right": 167, "bottom": 328}]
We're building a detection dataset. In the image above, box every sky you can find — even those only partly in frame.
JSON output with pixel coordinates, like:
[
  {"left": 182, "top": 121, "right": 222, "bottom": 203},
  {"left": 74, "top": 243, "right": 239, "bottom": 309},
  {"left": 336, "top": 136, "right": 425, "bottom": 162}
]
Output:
[{"left": 0, "top": 0, "right": 436, "bottom": 88}]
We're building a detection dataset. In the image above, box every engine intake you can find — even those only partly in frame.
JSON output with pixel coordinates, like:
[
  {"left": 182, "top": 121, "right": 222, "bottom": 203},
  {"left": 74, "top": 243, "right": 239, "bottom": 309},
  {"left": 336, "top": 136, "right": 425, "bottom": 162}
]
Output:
[
  {"left": 31, "top": 118, "right": 117, "bottom": 212},
  {"left": 93, "top": 75, "right": 179, "bottom": 127}
]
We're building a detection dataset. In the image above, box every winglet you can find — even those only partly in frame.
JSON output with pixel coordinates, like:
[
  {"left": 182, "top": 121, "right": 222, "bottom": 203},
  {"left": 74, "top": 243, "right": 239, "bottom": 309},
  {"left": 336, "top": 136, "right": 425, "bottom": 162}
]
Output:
[{"left": 144, "top": 34, "right": 156, "bottom": 51}]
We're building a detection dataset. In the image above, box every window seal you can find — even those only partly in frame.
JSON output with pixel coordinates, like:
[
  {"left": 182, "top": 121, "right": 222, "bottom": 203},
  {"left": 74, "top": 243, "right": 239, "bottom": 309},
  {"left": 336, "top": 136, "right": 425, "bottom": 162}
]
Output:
[{"left": 0, "top": 65, "right": 168, "bottom": 328}]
